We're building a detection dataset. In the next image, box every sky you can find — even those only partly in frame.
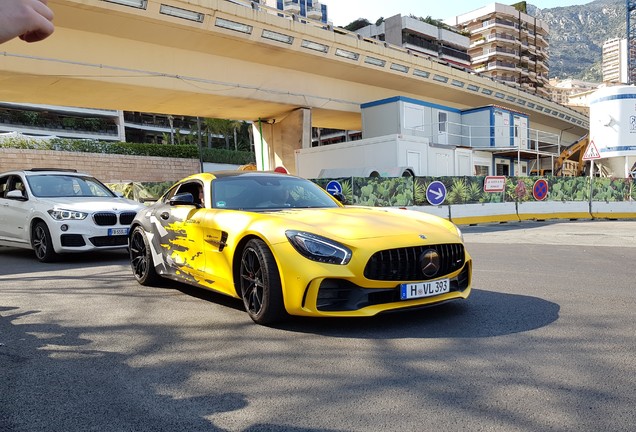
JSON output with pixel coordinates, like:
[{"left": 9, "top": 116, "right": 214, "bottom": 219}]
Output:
[{"left": 327, "top": 1, "right": 595, "bottom": 26}]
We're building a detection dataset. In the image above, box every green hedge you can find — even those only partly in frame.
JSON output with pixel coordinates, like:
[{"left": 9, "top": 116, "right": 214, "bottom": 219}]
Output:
[{"left": 0, "top": 137, "right": 256, "bottom": 165}]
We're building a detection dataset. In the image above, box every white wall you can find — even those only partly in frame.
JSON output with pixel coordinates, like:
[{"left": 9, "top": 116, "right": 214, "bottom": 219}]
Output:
[{"left": 296, "top": 134, "right": 433, "bottom": 178}]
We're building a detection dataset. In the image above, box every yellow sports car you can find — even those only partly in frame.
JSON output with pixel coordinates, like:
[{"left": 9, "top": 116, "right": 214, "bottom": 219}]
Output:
[{"left": 128, "top": 171, "right": 472, "bottom": 324}]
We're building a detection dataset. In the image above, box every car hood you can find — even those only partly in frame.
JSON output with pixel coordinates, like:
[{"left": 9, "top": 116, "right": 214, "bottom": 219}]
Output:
[
  {"left": 39, "top": 197, "right": 143, "bottom": 212},
  {"left": 263, "top": 206, "right": 459, "bottom": 241}
]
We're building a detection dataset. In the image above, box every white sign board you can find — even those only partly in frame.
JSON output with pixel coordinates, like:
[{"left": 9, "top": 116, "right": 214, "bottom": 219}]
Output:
[{"left": 484, "top": 176, "right": 506, "bottom": 192}]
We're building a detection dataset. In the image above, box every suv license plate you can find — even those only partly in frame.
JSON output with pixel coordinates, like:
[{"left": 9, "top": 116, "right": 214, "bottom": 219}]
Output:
[
  {"left": 400, "top": 279, "right": 450, "bottom": 300},
  {"left": 108, "top": 228, "right": 129, "bottom": 236}
]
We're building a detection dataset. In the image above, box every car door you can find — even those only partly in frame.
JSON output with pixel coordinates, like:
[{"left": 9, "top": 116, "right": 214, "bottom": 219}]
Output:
[
  {"left": 198, "top": 209, "right": 234, "bottom": 294},
  {"left": 0, "top": 175, "right": 31, "bottom": 245},
  {"left": 146, "top": 181, "right": 212, "bottom": 283},
  {"left": 0, "top": 175, "right": 10, "bottom": 239}
]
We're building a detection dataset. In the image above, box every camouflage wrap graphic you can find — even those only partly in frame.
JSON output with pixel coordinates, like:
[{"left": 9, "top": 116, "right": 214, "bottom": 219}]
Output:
[{"left": 147, "top": 209, "right": 217, "bottom": 289}]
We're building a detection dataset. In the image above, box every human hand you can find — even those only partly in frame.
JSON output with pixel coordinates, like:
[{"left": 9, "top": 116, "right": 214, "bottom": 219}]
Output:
[{"left": 0, "top": 0, "right": 54, "bottom": 44}]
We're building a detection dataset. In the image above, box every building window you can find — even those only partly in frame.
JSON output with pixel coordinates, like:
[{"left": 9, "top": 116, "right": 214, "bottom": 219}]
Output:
[
  {"left": 438, "top": 112, "right": 447, "bottom": 133},
  {"left": 475, "top": 165, "right": 489, "bottom": 176}
]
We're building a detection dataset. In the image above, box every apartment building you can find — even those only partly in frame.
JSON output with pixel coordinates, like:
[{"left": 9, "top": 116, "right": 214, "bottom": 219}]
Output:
[
  {"left": 602, "top": 38, "right": 628, "bottom": 84},
  {"left": 260, "top": 0, "right": 328, "bottom": 22},
  {"left": 547, "top": 79, "right": 599, "bottom": 116},
  {"left": 355, "top": 14, "right": 471, "bottom": 68},
  {"left": 447, "top": 3, "right": 550, "bottom": 98},
  {"left": 548, "top": 79, "right": 599, "bottom": 104}
]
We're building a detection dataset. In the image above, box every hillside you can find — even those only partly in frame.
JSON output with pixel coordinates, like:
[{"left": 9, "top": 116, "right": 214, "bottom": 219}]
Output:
[{"left": 529, "top": 0, "right": 626, "bottom": 81}]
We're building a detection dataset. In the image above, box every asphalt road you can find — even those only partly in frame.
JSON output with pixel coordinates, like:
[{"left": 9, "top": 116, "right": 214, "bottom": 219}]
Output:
[{"left": 1, "top": 220, "right": 635, "bottom": 432}]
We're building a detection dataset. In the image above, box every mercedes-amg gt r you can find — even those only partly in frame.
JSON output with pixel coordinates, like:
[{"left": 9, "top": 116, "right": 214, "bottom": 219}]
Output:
[{"left": 128, "top": 171, "right": 472, "bottom": 324}]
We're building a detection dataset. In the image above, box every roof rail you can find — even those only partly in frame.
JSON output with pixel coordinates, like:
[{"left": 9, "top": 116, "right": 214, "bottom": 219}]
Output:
[{"left": 28, "top": 168, "right": 79, "bottom": 172}]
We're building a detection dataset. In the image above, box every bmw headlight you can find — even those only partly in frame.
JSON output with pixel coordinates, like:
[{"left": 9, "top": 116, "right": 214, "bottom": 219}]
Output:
[
  {"left": 286, "top": 230, "right": 351, "bottom": 265},
  {"left": 48, "top": 209, "right": 88, "bottom": 221}
]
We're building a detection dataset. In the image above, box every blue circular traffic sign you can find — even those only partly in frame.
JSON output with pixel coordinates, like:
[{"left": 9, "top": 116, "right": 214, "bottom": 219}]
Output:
[
  {"left": 533, "top": 179, "right": 549, "bottom": 201},
  {"left": 426, "top": 181, "right": 447, "bottom": 206},
  {"left": 326, "top": 180, "right": 342, "bottom": 196}
]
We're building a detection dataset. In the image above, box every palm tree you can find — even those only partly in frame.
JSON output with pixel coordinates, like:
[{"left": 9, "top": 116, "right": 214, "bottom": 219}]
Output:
[{"left": 203, "top": 118, "right": 241, "bottom": 149}]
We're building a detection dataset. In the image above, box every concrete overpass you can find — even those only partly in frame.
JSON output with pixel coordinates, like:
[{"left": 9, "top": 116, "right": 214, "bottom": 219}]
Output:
[{"left": 0, "top": 0, "right": 588, "bottom": 171}]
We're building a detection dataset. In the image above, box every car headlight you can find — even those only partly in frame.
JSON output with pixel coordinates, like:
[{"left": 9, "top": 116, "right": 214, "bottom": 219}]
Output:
[
  {"left": 47, "top": 209, "right": 88, "bottom": 221},
  {"left": 286, "top": 230, "right": 351, "bottom": 265},
  {"left": 454, "top": 225, "right": 464, "bottom": 242}
]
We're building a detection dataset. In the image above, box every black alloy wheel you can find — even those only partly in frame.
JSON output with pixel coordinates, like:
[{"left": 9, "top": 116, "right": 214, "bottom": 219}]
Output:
[
  {"left": 129, "top": 226, "right": 160, "bottom": 286},
  {"left": 32, "top": 221, "right": 57, "bottom": 263},
  {"left": 239, "top": 239, "right": 286, "bottom": 325}
]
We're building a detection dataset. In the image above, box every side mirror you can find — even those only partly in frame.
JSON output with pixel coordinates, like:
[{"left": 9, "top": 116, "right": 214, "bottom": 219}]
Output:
[
  {"left": 5, "top": 190, "right": 27, "bottom": 200},
  {"left": 169, "top": 192, "right": 196, "bottom": 207}
]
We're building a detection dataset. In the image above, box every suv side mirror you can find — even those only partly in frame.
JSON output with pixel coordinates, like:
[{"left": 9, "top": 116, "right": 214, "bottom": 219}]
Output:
[{"left": 5, "top": 190, "right": 27, "bottom": 200}]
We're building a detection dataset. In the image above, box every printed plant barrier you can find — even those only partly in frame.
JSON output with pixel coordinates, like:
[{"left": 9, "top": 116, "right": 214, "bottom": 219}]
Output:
[
  {"left": 318, "top": 176, "right": 636, "bottom": 207},
  {"left": 109, "top": 177, "right": 636, "bottom": 208}
]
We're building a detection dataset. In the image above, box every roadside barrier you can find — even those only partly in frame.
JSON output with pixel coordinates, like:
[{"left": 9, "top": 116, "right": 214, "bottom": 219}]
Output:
[
  {"left": 314, "top": 176, "right": 636, "bottom": 225},
  {"left": 106, "top": 176, "right": 636, "bottom": 225}
]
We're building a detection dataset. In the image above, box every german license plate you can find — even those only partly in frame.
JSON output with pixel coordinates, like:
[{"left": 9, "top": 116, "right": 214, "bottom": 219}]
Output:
[
  {"left": 108, "top": 228, "right": 129, "bottom": 236},
  {"left": 400, "top": 279, "right": 450, "bottom": 300}
]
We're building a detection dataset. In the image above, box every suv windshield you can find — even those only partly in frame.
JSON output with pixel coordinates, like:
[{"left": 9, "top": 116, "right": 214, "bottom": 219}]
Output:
[{"left": 27, "top": 175, "right": 115, "bottom": 198}]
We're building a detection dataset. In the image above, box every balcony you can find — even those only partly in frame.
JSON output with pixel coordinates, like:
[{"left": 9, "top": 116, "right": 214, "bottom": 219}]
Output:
[
  {"left": 471, "top": 47, "right": 518, "bottom": 63},
  {"left": 470, "top": 37, "right": 486, "bottom": 48},
  {"left": 306, "top": 3, "right": 322, "bottom": 20},
  {"left": 283, "top": 0, "right": 300, "bottom": 14},
  {"left": 439, "top": 46, "right": 471, "bottom": 63},
  {"left": 487, "top": 61, "right": 517, "bottom": 72},
  {"left": 402, "top": 34, "right": 442, "bottom": 58},
  {"left": 486, "top": 32, "right": 518, "bottom": 45}
]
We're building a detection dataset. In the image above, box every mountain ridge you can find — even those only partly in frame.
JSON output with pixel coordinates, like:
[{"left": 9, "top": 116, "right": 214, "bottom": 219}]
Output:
[{"left": 529, "top": 0, "right": 625, "bottom": 81}]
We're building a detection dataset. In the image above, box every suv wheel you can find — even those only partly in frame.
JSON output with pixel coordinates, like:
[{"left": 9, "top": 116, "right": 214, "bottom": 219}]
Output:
[{"left": 32, "top": 221, "right": 58, "bottom": 263}]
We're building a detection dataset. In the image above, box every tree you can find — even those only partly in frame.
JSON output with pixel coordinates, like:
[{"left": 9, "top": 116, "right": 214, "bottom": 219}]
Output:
[
  {"left": 203, "top": 118, "right": 241, "bottom": 150},
  {"left": 343, "top": 18, "right": 371, "bottom": 32}
]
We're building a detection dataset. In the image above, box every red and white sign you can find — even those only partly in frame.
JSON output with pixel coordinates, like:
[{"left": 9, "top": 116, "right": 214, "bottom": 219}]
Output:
[
  {"left": 484, "top": 176, "right": 506, "bottom": 192},
  {"left": 582, "top": 140, "right": 601, "bottom": 160},
  {"left": 533, "top": 179, "right": 549, "bottom": 201}
]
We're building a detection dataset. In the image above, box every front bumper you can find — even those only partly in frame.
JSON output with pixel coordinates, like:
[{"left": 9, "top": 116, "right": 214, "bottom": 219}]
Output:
[
  {"left": 48, "top": 219, "right": 132, "bottom": 253},
  {"left": 272, "top": 240, "right": 473, "bottom": 317},
  {"left": 314, "top": 264, "right": 471, "bottom": 312}
]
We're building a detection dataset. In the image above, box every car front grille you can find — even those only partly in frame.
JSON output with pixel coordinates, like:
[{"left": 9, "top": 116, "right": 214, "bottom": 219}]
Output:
[
  {"left": 93, "top": 212, "right": 117, "bottom": 226},
  {"left": 364, "top": 243, "right": 465, "bottom": 281},
  {"left": 93, "top": 212, "right": 136, "bottom": 226},
  {"left": 89, "top": 235, "right": 128, "bottom": 247}
]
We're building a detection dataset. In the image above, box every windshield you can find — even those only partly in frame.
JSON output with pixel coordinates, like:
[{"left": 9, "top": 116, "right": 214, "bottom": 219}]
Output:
[
  {"left": 212, "top": 175, "right": 339, "bottom": 210},
  {"left": 27, "top": 174, "right": 116, "bottom": 198}
]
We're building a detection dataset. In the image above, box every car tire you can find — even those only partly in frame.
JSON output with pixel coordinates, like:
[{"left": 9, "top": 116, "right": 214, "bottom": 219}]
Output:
[
  {"left": 31, "top": 221, "right": 57, "bottom": 263},
  {"left": 129, "top": 226, "right": 161, "bottom": 286},
  {"left": 239, "top": 239, "right": 286, "bottom": 325}
]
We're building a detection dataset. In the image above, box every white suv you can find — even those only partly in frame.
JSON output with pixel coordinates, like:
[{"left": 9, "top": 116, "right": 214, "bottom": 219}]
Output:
[{"left": 0, "top": 169, "right": 145, "bottom": 262}]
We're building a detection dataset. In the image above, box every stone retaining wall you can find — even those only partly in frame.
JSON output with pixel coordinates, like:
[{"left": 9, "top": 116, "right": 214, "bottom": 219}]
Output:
[{"left": 0, "top": 149, "right": 200, "bottom": 182}]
